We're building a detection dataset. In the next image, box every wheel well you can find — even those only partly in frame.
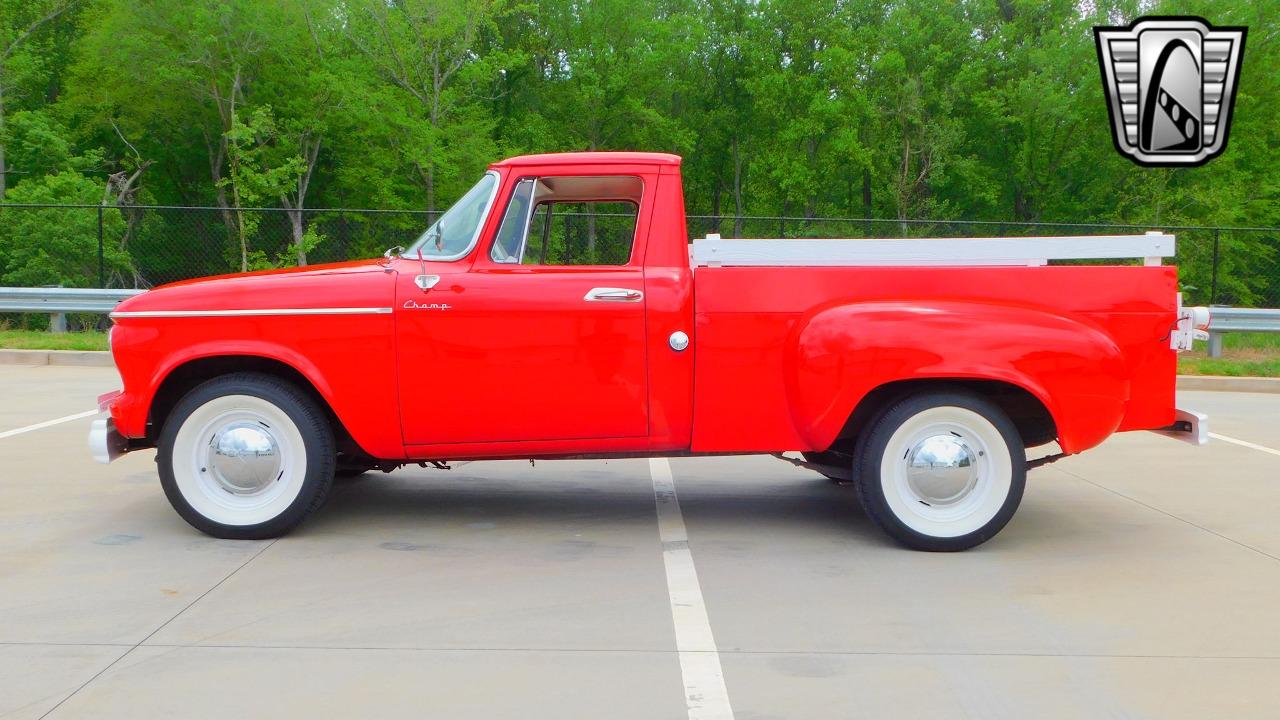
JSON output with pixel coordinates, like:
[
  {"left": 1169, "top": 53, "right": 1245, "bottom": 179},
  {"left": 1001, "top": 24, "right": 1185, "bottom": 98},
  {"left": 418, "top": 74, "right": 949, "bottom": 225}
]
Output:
[
  {"left": 829, "top": 379, "right": 1058, "bottom": 452},
  {"left": 147, "top": 355, "right": 363, "bottom": 455}
]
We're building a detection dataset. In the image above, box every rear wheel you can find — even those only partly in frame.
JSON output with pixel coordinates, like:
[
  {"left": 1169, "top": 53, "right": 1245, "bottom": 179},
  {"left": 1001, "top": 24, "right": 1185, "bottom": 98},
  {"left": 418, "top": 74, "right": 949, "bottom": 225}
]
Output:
[
  {"left": 158, "top": 373, "right": 335, "bottom": 539},
  {"left": 854, "top": 391, "right": 1025, "bottom": 552}
]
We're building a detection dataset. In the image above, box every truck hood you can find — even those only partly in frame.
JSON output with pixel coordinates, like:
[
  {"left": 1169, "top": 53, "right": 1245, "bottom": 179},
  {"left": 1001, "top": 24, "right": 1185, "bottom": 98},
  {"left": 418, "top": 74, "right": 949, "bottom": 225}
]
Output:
[{"left": 113, "top": 258, "right": 394, "bottom": 316}]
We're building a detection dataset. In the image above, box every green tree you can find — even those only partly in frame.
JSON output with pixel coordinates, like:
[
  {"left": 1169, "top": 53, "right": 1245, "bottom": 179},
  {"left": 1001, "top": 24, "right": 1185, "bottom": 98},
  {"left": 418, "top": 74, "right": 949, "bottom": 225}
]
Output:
[
  {"left": 0, "top": 0, "right": 80, "bottom": 197},
  {"left": 222, "top": 106, "right": 308, "bottom": 271},
  {"left": 0, "top": 170, "right": 129, "bottom": 287},
  {"left": 344, "top": 0, "right": 511, "bottom": 211}
]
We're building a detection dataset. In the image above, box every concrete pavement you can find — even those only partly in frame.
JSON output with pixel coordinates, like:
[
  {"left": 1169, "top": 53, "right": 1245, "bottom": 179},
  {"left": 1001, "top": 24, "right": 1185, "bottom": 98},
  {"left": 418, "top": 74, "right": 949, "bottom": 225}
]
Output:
[{"left": 1, "top": 364, "right": 1278, "bottom": 718}]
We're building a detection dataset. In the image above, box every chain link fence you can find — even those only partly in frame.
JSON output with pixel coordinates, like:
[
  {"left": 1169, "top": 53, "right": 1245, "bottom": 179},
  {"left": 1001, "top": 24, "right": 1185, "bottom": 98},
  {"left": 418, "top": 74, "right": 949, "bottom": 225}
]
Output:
[
  {"left": 690, "top": 215, "right": 1278, "bottom": 308},
  {"left": 0, "top": 203, "right": 1276, "bottom": 308}
]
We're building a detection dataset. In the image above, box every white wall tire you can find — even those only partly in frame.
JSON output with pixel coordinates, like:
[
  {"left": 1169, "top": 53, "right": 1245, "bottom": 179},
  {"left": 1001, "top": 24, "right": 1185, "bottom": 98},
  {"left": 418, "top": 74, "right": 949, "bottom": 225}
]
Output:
[
  {"left": 854, "top": 391, "right": 1025, "bottom": 551},
  {"left": 158, "top": 373, "right": 335, "bottom": 539}
]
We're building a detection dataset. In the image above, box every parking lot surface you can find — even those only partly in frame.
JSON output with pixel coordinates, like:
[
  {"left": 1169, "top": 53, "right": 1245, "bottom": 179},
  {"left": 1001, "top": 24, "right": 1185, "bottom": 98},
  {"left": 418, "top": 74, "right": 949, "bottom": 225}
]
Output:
[{"left": 2, "top": 363, "right": 1279, "bottom": 719}]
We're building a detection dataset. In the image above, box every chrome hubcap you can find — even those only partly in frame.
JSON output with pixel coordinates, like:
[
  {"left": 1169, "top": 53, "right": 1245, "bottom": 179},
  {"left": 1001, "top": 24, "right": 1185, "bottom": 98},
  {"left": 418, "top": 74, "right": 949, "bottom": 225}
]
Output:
[
  {"left": 206, "top": 422, "right": 281, "bottom": 495},
  {"left": 905, "top": 434, "right": 979, "bottom": 506}
]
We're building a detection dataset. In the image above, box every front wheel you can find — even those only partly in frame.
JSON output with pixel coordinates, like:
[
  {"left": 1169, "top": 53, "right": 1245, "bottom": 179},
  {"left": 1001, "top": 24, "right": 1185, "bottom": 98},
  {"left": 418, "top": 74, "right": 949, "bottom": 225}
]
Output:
[
  {"left": 158, "top": 373, "right": 336, "bottom": 539},
  {"left": 854, "top": 391, "right": 1025, "bottom": 552}
]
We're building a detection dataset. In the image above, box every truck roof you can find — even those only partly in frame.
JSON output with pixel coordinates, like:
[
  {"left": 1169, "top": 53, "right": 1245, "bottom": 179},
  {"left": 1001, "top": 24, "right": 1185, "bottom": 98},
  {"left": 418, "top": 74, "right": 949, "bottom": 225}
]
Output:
[{"left": 491, "top": 151, "right": 682, "bottom": 168}]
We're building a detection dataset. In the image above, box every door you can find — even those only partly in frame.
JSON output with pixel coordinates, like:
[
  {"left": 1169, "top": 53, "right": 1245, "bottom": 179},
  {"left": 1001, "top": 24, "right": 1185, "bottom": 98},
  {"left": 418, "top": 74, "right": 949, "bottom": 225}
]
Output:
[{"left": 396, "top": 175, "right": 650, "bottom": 446}]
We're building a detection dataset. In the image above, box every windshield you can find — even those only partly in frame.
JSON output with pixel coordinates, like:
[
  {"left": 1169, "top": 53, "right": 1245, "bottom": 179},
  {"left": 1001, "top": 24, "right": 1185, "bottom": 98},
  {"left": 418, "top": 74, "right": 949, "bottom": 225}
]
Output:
[{"left": 407, "top": 171, "right": 499, "bottom": 260}]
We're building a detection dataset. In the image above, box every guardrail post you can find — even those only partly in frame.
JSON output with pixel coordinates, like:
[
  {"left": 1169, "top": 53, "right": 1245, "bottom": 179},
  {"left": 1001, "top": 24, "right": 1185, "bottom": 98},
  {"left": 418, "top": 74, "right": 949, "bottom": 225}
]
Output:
[
  {"left": 1208, "top": 331, "right": 1224, "bottom": 358},
  {"left": 49, "top": 312, "right": 67, "bottom": 333}
]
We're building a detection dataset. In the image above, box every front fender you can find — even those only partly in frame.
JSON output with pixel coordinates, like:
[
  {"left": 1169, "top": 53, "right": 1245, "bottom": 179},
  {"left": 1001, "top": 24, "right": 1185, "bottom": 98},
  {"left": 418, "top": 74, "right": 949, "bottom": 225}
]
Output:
[
  {"left": 112, "top": 332, "right": 333, "bottom": 432},
  {"left": 786, "top": 301, "right": 1129, "bottom": 454},
  {"left": 146, "top": 340, "right": 339, "bottom": 410},
  {"left": 110, "top": 321, "right": 402, "bottom": 460}
]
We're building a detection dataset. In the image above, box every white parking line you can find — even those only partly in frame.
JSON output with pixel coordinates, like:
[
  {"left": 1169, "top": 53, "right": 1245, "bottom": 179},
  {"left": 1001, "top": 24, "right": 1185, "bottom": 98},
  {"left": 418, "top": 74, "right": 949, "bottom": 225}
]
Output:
[
  {"left": 1210, "top": 432, "right": 1280, "bottom": 458},
  {"left": 0, "top": 409, "right": 97, "bottom": 440},
  {"left": 649, "top": 458, "right": 735, "bottom": 720}
]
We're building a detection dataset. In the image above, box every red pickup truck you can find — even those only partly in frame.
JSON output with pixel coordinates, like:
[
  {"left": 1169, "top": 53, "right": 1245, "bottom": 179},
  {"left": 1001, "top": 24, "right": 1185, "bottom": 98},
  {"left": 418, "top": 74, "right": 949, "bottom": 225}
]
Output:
[{"left": 92, "top": 152, "right": 1210, "bottom": 551}]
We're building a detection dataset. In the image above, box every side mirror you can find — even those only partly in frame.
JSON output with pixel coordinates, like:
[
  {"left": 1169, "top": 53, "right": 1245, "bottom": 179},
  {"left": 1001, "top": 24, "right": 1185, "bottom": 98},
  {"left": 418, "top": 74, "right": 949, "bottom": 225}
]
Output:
[{"left": 430, "top": 221, "right": 446, "bottom": 252}]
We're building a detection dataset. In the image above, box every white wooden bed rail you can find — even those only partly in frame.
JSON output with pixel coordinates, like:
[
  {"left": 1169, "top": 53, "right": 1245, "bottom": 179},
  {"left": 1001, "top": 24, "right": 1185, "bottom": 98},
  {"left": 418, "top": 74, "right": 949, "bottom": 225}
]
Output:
[{"left": 690, "top": 231, "right": 1175, "bottom": 268}]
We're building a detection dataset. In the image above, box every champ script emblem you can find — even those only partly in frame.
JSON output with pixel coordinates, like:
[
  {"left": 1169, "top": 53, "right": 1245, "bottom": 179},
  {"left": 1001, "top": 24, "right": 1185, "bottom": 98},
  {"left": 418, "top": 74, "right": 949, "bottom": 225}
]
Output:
[
  {"left": 1094, "top": 17, "right": 1246, "bottom": 167},
  {"left": 403, "top": 299, "right": 452, "bottom": 311}
]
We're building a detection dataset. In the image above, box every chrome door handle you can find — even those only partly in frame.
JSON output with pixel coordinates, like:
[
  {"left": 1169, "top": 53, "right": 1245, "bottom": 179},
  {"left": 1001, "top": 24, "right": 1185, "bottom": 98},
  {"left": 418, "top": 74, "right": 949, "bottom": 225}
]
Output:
[{"left": 584, "top": 287, "right": 643, "bottom": 302}]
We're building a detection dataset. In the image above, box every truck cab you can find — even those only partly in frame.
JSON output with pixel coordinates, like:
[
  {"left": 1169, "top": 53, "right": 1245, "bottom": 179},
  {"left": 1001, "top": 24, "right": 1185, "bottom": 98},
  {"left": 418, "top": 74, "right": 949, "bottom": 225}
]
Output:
[
  {"left": 391, "top": 153, "right": 695, "bottom": 458},
  {"left": 96, "top": 151, "right": 1209, "bottom": 550}
]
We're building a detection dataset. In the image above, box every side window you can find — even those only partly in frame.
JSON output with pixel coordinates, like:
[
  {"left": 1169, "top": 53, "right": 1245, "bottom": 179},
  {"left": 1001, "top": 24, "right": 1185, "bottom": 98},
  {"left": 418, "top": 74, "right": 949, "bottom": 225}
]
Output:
[
  {"left": 490, "top": 176, "right": 641, "bottom": 266},
  {"left": 525, "top": 202, "right": 637, "bottom": 266}
]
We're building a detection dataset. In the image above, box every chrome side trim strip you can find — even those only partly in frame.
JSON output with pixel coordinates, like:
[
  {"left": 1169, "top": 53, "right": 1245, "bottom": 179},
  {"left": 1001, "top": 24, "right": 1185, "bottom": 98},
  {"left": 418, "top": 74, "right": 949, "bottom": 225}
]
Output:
[{"left": 110, "top": 307, "right": 393, "bottom": 318}]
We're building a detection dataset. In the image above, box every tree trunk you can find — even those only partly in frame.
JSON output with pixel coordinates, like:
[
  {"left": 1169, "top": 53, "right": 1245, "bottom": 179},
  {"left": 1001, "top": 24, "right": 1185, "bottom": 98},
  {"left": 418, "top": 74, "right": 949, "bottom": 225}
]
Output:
[
  {"left": 426, "top": 163, "right": 435, "bottom": 213},
  {"left": 1013, "top": 187, "right": 1031, "bottom": 222},
  {"left": 288, "top": 210, "right": 306, "bottom": 266},
  {"left": 282, "top": 136, "right": 321, "bottom": 267},
  {"left": 587, "top": 212, "right": 596, "bottom": 258},
  {"left": 205, "top": 126, "right": 237, "bottom": 267},
  {"left": 805, "top": 137, "right": 818, "bottom": 220},
  {"left": 710, "top": 183, "right": 722, "bottom": 236},
  {"left": 732, "top": 138, "right": 745, "bottom": 237},
  {"left": 0, "top": 83, "right": 7, "bottom": 199},
  {"left": 897, "top": 135, "right": 910, "bottom": 236},
  {"left": 863, "top": 167, "right": 873, "bottom": 237}
]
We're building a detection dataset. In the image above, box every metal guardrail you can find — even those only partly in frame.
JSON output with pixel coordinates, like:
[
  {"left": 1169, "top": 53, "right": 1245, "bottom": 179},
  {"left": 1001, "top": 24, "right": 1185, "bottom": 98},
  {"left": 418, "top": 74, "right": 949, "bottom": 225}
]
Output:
[
  {"left": 0, "top": 287, "right": 144, "bottom": 332},
  {"left": 1208, "top": 307, "right": 1280, "bottom": 357}
]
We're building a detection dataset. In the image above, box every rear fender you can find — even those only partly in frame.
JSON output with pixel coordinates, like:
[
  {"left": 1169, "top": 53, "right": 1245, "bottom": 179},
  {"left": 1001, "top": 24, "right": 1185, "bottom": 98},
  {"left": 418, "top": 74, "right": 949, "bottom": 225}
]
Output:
[{"left": 786, "top": 301, "right": 1129, "bottom": 454}]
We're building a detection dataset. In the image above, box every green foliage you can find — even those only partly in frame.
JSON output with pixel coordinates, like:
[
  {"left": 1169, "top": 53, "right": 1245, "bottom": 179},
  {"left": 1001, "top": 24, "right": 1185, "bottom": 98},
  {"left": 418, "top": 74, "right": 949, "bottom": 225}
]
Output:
[
  {"left": 0, "top": 170, "right": 129, "bottom": 285},
  {"left": 0, "top": 110, "right": 98, "bottom": 177},
  {"left": 0, "top": 171, "right": 129, "bottom": 287},
  {"left": 245, "top": 226, "right": 326, "bottom": 271},
  {"left": 223, "top": 107, "right": 306, "bottom": 206},
  {"left": 221, "top": 105, "right": 310, "bottom": 269},
  {"left": 0, "top": 0, "right": 1274, "bottom": 299}
]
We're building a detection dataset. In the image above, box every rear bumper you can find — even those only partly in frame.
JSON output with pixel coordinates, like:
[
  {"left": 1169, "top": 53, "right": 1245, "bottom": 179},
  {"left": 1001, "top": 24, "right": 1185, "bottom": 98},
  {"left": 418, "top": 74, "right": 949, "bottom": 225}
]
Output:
[
  {"left": 1152, "top": 408, "right": 1209, "bottom": 446},
  {"left": 89, "top": 415, "right": 129, "bottom": 464}
]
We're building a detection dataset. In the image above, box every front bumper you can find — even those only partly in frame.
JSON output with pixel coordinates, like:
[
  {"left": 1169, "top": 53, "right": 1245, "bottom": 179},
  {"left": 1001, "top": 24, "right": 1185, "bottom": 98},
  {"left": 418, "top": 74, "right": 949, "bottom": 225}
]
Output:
[
  {"left": 89, "top": 390, "right": 129, "bottom": 464},
  {"left": 1153, "top": 408, "right": 1209, "bottom": 446}
]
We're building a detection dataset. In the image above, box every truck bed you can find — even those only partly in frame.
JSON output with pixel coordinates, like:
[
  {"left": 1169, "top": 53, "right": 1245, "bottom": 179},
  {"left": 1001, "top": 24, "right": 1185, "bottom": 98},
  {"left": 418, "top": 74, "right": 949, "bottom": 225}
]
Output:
[{"left": 687, "top": 235, "right": 1179, "bottom": 455}]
